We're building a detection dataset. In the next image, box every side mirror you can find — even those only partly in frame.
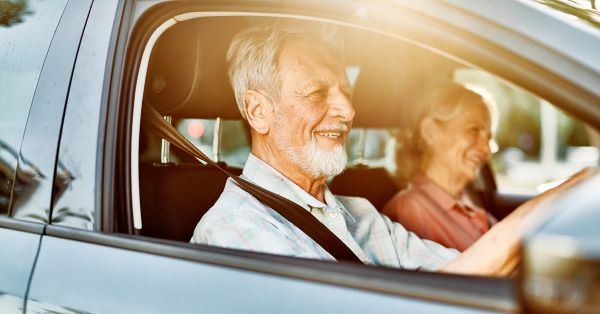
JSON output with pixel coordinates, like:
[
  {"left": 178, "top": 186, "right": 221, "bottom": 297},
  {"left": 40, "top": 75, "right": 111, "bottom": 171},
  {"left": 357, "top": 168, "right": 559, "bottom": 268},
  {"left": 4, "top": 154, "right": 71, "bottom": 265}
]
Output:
[
  {"left": 520, "top": 235, "right": 600, "bottom": 313},
  {"left": 519, "top": 171, "right": 600, "bottom": 313}
]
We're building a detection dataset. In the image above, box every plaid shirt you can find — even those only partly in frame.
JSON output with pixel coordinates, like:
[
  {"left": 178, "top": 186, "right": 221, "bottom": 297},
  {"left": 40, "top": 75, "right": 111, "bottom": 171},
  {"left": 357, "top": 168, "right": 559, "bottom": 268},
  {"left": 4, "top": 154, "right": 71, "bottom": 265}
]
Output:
[{"left": 191, "top": 154, "right": 458, "bottom": 270}]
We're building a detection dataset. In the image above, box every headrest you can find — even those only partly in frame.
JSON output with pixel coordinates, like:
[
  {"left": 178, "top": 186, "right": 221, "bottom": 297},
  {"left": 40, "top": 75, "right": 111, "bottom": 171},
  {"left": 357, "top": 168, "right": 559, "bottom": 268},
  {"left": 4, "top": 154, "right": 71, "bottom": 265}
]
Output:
[
  {"left": 346, "top": 31, "right": 459, "bottom": 128},
  {"left": 144, "top": 17, "right": 248, "bottom": 119}
]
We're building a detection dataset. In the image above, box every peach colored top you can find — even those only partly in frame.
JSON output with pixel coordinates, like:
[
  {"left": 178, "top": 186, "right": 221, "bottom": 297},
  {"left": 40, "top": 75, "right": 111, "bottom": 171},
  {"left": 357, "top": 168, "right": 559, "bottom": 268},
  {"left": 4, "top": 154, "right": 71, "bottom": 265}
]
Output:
[{"left": 382, "top": 173, "right": 496, "bottom": 251}]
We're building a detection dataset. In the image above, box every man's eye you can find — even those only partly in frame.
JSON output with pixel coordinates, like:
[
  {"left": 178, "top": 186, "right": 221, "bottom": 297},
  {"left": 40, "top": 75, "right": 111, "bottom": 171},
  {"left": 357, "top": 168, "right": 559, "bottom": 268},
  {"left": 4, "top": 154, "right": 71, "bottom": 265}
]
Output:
[{"left": 310, "top": 89, "right": 326, "bottom": 98}]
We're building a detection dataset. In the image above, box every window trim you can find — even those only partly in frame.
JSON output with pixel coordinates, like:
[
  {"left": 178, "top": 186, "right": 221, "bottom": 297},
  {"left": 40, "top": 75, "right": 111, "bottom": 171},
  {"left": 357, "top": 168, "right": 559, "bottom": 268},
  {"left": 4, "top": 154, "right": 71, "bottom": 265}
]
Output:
[
  {"left": 0, "top": 216, "right": 45, "bottom": 234},
  {"left": 130, "top": 17, "right": 176, "bottom": 230}
]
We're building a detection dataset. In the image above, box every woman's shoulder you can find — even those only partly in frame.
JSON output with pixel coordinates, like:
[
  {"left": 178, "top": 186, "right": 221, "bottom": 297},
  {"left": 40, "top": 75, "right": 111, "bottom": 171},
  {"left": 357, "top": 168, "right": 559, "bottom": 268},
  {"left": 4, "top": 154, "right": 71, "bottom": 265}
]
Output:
[{"left": 382, "top": 183, "right": 429, "bottom": 217}]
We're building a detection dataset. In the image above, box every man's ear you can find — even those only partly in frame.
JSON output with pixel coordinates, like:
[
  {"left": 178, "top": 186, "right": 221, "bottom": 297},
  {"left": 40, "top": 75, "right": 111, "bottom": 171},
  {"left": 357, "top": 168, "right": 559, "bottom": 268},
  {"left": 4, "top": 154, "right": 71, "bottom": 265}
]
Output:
[
  {"left": 419, "top": 117, "right": 440, "bottom": 146},
  {"left": 243, "top": 90, "right": 272, "bottom": 135}
]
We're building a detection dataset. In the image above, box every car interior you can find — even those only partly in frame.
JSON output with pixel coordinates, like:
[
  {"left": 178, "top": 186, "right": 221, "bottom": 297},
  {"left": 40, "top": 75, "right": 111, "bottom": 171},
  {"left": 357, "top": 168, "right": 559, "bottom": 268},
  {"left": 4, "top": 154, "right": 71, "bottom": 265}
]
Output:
[{"left": 135, "top": 16, "right": 514, "bottom": 244}]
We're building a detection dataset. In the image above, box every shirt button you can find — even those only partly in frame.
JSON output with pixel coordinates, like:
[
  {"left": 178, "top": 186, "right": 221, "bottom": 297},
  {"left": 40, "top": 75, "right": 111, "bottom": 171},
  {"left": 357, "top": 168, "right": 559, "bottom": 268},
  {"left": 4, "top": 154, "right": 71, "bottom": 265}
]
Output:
[{"left": 328, "top": 211, "right": 338, "bottom": 218}]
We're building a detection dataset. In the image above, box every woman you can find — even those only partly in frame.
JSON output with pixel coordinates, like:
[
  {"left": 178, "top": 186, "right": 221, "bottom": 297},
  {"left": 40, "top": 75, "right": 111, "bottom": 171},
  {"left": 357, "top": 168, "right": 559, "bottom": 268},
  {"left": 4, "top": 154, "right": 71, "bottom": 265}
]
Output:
[{"left": 382, "top": 83, "right": 497, "bottom": 251}]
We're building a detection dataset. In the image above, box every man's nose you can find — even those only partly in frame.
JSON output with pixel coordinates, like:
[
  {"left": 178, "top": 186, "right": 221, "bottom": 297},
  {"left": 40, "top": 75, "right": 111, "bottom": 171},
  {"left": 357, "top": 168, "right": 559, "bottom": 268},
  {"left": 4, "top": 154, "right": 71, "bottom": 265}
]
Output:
[
  {"left": 329, "top": 89, "right": 355, "bottom": 123},
  {"left": 480, "top": 137, "right": 492, "bottom": 161}
]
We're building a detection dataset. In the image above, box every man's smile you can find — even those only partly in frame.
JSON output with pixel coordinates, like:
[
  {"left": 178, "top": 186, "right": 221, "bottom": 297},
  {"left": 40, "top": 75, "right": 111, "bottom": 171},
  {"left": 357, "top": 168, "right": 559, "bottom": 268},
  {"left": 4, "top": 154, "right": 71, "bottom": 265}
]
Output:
[
  {"left": 465, "top": 154, "right": 484, "bottom": 170},
  {"left": 316, "top": 131, "right": 343, "bottom": 139},
  {"left": 314, "top": 125, "right": 349, "bottom": 143}
]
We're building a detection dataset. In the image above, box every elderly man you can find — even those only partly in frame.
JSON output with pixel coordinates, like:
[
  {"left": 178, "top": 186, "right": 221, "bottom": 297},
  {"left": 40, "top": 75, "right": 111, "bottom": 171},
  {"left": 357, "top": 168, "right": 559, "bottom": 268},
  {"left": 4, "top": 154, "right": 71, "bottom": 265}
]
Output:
[{"left": 190, "top": 22, "right": 586, "bottom": 275}]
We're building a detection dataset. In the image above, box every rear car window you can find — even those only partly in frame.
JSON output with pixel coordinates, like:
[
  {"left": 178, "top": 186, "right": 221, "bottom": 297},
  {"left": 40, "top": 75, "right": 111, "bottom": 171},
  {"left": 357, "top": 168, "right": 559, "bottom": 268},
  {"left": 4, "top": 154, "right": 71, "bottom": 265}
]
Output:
[
  {"left": 0, "top": 0, "right": 67, "bottom": 215},
  {"left": 176, "top": 118, "right": 251, "bottom": 169}
]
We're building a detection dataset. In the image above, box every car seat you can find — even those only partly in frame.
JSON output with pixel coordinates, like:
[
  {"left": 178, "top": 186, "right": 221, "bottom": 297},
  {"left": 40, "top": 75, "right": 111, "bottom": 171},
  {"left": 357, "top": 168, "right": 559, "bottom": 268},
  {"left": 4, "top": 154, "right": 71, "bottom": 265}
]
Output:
[{"left": 139, "top": 17, "right": 248, "bottom": 242}]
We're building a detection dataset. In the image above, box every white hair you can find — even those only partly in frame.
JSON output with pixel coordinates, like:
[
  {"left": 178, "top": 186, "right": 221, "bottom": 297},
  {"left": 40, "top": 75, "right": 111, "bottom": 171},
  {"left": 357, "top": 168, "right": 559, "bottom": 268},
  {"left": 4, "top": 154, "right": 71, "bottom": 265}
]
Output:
[{"left": 226, "top": 21, "right": 343, "bottom": 119}]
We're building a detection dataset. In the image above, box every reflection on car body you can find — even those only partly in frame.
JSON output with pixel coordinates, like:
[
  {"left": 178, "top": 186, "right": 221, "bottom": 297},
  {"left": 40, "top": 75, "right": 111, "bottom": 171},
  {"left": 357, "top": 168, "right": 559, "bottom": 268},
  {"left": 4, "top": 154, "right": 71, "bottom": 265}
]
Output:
[{"left": 0, "top": 139, "right": 43, "bottom": 218}]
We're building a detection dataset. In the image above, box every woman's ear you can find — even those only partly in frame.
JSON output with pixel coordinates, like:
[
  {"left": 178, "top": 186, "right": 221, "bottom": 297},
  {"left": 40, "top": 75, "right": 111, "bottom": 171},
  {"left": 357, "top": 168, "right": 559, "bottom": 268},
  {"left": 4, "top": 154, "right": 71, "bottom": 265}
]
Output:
[
  {"left": 243, "top": 90, "right": 272, "bottom": 135},
  {"left": 419, "top": 117, "right": 440, "bottom": 146}
]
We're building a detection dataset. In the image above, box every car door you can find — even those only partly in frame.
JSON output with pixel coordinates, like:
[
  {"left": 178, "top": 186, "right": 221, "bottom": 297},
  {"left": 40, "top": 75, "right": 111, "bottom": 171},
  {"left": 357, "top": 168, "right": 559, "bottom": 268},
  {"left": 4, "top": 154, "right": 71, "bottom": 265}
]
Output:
[{"left": 0, "top": 0, "right": 90, "bottom": 312}]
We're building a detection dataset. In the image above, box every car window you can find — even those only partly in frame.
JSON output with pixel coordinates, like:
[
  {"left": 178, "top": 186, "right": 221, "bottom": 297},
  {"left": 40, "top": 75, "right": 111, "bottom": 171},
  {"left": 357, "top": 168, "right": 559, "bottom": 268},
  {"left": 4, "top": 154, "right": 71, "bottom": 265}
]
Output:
[
  {"left": 132, "top": 16, "right": 457, "bottom": 237},
  {"left": 455, "top": 68, "right": 600, "bottom": 194},
  {"left": 134, "top": 16, "right": 463, "bottom": 245},
  {"left": 175, "top": 118, "right": 251, "bottom": 168},
  {"left": 0, "top": 0, "right": 68, "bottom": 216},
  {"left": 346, "top": 128, "right": 397, "bottom": 169},
  {"left": 130, "top": 12, "right": 597, "bottom": 282}
]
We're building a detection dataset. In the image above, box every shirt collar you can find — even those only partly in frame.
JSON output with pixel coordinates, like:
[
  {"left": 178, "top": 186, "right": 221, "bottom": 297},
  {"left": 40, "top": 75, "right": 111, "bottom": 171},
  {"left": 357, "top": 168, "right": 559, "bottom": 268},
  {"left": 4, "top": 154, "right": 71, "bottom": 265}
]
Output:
[
  {"left": 412, "top": 172, "right": 486, "bottom": 216},
  {"left": 241, "top": 154, "right": 351, "bottom": 217}
]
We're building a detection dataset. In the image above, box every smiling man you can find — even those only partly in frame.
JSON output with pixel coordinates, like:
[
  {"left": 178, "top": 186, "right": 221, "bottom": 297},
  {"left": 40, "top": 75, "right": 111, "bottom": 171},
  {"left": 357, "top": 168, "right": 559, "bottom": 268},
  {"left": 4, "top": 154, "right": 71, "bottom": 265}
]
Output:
[
  {"left": 190, "top": 22, "right": 587, "bottom": 275},
  {"left": 191, "top": 22, "right": 457, "bottom": 270}
]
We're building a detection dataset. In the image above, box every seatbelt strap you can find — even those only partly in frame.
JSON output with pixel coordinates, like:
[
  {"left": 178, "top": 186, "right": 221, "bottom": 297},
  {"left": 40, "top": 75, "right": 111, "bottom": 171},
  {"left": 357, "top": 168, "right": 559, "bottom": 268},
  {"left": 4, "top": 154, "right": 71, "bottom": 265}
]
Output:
[{"left": 141, "top": 105, "right": 363, "bottom": 263}]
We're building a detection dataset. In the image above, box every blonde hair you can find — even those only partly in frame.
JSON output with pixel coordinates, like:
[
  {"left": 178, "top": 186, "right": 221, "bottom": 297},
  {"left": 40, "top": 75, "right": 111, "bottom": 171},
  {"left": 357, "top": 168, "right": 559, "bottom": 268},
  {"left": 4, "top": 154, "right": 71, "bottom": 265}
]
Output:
[
  {"left": 227, "top": 20, "right": 343, "bottom": 119},
  {"left": 396, "top": 83, "right": 490, "bottom": 185}
]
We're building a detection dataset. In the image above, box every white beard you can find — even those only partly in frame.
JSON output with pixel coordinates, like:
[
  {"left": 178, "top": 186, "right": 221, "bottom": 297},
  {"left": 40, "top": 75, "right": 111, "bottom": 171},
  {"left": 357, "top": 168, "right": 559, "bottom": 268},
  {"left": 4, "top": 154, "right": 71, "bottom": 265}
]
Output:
[{"left": 275, "top": 132, "right": 347, "bottom": 179}]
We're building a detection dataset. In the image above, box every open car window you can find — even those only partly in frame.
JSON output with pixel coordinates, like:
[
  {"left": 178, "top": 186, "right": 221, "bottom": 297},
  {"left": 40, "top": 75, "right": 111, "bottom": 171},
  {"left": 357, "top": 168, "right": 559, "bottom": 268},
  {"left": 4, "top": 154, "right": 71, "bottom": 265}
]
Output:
[
  {"left": 131, "top": 13, "right": 597, "bottom": 265},
  {"left": 132, "top": 16, "right": 598, "bottom": 241},
  {"left": 133, "top": 15, "right": 460, "bottom": 244},
  {"left": 119, "top": 4, "right": 597, "bottom": 298}
]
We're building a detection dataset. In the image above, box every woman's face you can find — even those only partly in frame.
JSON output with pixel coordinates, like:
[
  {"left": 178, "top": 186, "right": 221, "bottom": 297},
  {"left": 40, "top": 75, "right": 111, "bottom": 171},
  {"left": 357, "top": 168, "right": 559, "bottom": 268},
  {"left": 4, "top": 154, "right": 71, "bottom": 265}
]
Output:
[{"left": 423, "top": 102, "right": 492, "bottom": 189}]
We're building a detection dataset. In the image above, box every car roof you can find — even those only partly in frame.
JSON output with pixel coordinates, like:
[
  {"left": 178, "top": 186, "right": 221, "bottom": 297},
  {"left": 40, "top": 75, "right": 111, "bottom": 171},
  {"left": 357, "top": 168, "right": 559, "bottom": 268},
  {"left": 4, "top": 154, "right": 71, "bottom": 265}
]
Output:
[
  {"left": 446, "top": 0, "right": 600, "bottom": 72},
  {"left": 403, "top": 0, "right": 600, "bottom": 96},
  {"left": 376, "top": 0, "right": 600, "bottom": 128}
]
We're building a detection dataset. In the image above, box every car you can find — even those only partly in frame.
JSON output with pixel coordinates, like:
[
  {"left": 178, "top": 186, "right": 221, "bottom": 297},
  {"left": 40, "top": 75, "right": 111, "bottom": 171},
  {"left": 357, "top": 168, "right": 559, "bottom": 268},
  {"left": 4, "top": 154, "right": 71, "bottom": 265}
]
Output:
[{"left": 1, "top": 0, "right": 599, "bottom": 313}]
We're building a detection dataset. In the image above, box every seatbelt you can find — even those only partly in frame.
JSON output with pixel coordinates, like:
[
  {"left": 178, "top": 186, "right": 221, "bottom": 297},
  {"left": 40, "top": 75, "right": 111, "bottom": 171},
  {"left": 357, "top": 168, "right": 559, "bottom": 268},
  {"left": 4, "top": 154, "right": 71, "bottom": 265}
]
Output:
[{"left": 141, "top": 105, "right": 362, "bottom": 263}]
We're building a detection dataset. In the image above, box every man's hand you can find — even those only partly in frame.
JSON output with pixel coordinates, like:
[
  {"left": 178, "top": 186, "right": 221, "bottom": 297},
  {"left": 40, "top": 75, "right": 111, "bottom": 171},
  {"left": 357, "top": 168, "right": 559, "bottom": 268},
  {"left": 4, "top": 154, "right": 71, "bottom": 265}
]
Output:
[{"left": 440, "top": 166, "right": 598, "bottom": 277}]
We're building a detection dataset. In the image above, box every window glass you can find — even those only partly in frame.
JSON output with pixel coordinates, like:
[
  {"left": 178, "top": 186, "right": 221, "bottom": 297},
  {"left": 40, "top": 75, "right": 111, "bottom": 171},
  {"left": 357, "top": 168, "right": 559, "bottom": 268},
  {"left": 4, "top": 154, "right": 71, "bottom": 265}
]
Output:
[
  {"left": 176, "top": 119, "right": 251, "bottom": 168},
  {"left": 455, "top": 68, "right": 600, "bottom": 194},
  {"left": 0, "top": 0, "right": 68, "bottom": 215},
  {"left": 345, "top": 128, "right": 397, "bottom": 173},
  {"left": 135, "top": 15, "right": 591, "bottom": 278}
]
